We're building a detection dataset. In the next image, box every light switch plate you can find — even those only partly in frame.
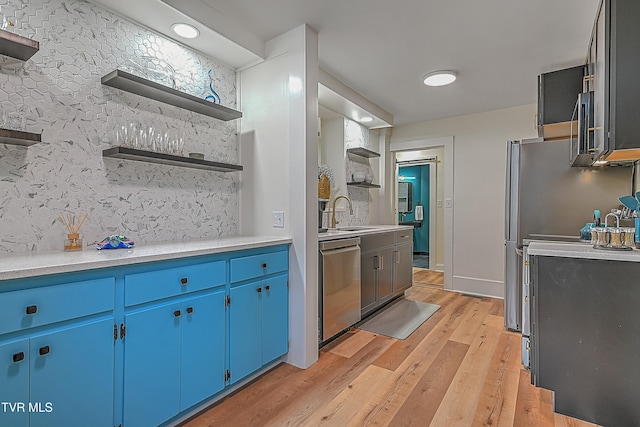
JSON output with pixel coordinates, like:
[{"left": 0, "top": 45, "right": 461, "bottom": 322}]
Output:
[{"left": 272, "top": 211, "right": 284, "bottom": 228}]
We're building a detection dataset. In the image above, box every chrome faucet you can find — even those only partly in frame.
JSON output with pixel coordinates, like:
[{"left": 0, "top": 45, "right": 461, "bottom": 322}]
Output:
[{"left": 331, "top": 195, "right": 353, "bottom": 228}]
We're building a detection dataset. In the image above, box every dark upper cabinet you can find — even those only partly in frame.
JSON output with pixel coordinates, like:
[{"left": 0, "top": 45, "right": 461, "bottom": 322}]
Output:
[
  {"left": 537, "top": 65, "right": 585, "bottom": 140},
  {"left": 591, "top": 0, "right": 640, "bottom": 162}
]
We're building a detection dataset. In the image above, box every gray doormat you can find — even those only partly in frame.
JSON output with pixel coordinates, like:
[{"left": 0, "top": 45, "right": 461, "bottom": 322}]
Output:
[{"left": 358, "top": 298, "right": 440, "bottom": 340}]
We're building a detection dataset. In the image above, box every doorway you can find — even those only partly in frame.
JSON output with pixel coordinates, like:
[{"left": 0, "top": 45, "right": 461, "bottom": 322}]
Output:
[{"left": 397, "top": 161, "right": 436, "bottom": 269}]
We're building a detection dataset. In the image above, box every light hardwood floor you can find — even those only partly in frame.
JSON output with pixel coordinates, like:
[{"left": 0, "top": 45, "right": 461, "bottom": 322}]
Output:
[{"left": 182, "top": 271, "right": 599, "bottom": 427}]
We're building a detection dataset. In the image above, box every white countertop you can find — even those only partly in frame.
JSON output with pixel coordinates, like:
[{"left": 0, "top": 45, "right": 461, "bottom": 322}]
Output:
[
  {"left": 318, "top": 225, "right": 414, "bottom": 242},
  {"left": 0, "top": 236, "right": 292, "bottom": 281},
  {"left": 528, "top": 241, "right": 640, "bottom": 262}
]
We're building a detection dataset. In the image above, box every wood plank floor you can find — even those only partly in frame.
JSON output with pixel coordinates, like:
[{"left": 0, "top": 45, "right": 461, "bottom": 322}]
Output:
[{"left": 182, "top": 277, "right": 600, "bottom": 427}]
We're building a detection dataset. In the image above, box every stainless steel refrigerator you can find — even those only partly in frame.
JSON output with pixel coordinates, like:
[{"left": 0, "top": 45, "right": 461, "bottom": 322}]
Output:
[{"left": 504, "top": 138, "right": 631, "bottom": 339}]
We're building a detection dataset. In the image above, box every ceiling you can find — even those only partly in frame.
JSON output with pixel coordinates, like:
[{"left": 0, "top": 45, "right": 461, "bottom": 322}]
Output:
[{"left": 90, "top": 0, "right": 600, "bottom": 126}]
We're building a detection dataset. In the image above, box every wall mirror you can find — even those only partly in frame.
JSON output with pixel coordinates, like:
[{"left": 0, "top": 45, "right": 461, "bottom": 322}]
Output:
[{"left": 398, "top": 181, "right": 413, "bottom": 213}]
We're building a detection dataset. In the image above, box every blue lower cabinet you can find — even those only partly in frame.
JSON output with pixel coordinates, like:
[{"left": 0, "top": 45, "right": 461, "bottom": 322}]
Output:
[
  {"left": 0, "top": 338, "right": 29, "bottom": 427},
  {"left": 229, "top": 274, "right": 288, "bottom": 384},
  {"left": 30, "top": 318, "right": 115, "bottom": 427},
  {"left": 124, "top": 301, "right": 181, "bottom": 427},
  {"left": 123, "top": 290, "right": 226, "bottom": 426},
  {"left": 229, "top": 282, "right": 262, "bottom": 383},
  {"left": 180, "top": 290, "right": 226, "bottom": 410},
  {"left": 261, "top": 274, "right": 289, "bottom": 364}
]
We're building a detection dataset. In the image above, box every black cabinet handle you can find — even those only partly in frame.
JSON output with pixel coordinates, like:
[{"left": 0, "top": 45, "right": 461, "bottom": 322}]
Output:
[
  {"left": 186, "top": 307, "right": 194, "bottom": 314},
  {"left": 12, "top": 352, "right": 24, "bottom": 363},
  {"left": 180, "top": 277, "right": 188, "bottom": 285},
  {"left": 257, "top": 287, "right": 262, "bottom": 293},
  {"left": 39, "top": 346, "right": 50, "bottom": 356},
  {"left": 261, "top": 263, "right": 267, "bottom": 269},
  {"left": 174, "top": 310, "right": 181, "bottom": 318},
  {"left": 265, "top": 285, "right": 271, "bottom": 291},
  {"left": 26, "top": 305, "right": 37, "bottom": 315}
]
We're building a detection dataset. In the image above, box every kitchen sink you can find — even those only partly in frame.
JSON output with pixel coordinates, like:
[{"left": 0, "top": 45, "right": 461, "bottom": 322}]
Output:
[
  {"left": 338, "top": 227, "right": 375, "bottom": 231},
  {"left": 319, "top": 226, "right": 376, "bottom": 234}
]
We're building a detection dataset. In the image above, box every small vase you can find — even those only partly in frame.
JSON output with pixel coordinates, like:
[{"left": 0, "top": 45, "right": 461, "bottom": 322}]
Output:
[{"left": 64, "top": 233, "right": 83, "bottom": 251}]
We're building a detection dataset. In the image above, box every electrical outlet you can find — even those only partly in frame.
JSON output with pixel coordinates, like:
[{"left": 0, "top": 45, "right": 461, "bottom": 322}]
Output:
[
  {"left": 272, "top": 211, "right": 284, "bottom": 228},
  {"left": 437, "top": 200, "right": 443, "bottom": 208}
]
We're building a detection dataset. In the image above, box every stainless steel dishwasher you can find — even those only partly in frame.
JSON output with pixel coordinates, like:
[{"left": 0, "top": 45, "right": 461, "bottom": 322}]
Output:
[{"left": 319, "top": 237, "right": 361, "bottom": 342}]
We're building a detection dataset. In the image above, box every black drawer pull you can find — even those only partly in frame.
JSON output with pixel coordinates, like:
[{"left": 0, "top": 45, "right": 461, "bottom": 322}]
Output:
[
  {"left": 26, "top": 305, "right": 38, "bottom": 315},
  {"left": 12, "top": 352, "right": 24, "bottom": 363},
  {"left": 265, "top": 285, "right": 271, "bottom": 291},
  {"left": 186, "top": 307, "right": 194, "bottom": 314},
  {"left": 261, "top": 263, "right": 267, "bottom": 269},
  {"left": 180, "top": 277, "right": 188, "bottom": 285},
  {"left": 39, "top": 346, "right": 50, "bottom": 356},
  {"left": 174, "top": 310, "right": 181, "bottom": 318},
  {"left": 257, "top": 287, "right": 262, "bottom": 293}
]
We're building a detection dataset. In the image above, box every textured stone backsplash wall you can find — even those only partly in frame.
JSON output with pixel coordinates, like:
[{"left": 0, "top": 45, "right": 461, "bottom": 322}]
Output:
[
  {"left": 0, "top": 0, "right": 239, "bottom": 253},
  {"left": 330, "top": 118, "right": 372, "bottom": 227}
]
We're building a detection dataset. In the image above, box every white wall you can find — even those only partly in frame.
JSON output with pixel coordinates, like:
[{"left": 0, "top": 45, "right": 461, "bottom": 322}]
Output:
[
  {"left": 238, "top": 25, "right": 319, "bottom": 369},
  {"left": 391, "top": 104, "right": 538, "bottom": 298}
]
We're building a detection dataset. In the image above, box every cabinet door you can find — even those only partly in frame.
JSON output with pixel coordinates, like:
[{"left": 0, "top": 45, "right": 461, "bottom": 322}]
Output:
[
  {"left": 181, "top": 290, "right": 226, "bottom": 410},
  {"left": 360, "top": 251, "right": 378, "bottom": 316},
  {"left": 394, "top": 243, "right": 413, "bottom": 295},
  {"left": 229, "top": 282, "right": 261, "bottom": 384},
  {"left": 261, "top": 274, "right": 288, "bottom": 364},
  {"left": 124, "top": 301, "right": 181, "bottom": 427},
  {"left": 593, "top": 1, "right": 606, "bottom": 153},
  {"left": 378, "top": 247, "right": 395, "bottom": 304},
  {"left": 30, "top": 318, "right": 114, "bottom": 427},
  {"left": 0, "top": 338, "right": 29, "bottom": 427}
]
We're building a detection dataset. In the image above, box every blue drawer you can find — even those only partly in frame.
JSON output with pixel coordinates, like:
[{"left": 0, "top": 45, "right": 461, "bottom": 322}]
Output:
[
  {"left": 0, "top": 277, "right": 115, "bottom": 335},
  {"left": 125, "top": 261, "right": 225, "bottom": 307},
  {"left": 230, "top": 251, "right": 288, "bottom": 284}
]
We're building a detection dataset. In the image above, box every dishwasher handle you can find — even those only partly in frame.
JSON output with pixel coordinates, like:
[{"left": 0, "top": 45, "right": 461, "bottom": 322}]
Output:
[
  {"left": 319, "top": 237, "right": 360, "bottom": 251},
  {"left": 320, "top": 245, "right": 361, "bottom": 258}
]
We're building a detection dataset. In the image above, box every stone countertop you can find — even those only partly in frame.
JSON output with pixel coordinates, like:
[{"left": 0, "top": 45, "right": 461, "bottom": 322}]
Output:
[
  {"left": 528, "top": 241, "right": 640, "bottom": 262},
  {"left": 0, "top": 236, "right": 292, "bottom": 281},
  {"left": 318, "top": 225, "right": 413, "bottom": 242}
]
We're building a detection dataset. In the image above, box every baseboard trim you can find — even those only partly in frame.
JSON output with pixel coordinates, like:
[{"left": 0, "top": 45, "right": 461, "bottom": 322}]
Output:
[{"left": 452, "top": 275, "right": 504, "bottom": 299}]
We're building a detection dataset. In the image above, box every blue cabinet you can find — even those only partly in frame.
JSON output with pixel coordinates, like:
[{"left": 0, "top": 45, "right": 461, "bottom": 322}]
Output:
[
  {"left": 30, "top": 318, "right": 114, "bottom": 427},
  {"left": 123, "top": 290, "right": 226, "bottom": 427},
  {"left": 180, "top": 291, "right": 226, "bottom": 409},
  {"left": 0, "top": 244, "right": 289, "bottom": 427},
  {"left": 260, "top": 274, "right": 289, "bottom": 364},
  {"left": 1, "top": 322, "right": 115, "bottom": 427},
  {"left": 123, "top": 300, "right": 181, "bottom": 427},
  {"left": 229, "top": 273, "right": 288, "bottom": 384},
  {"left": 0, "top": 338, "right": 29, "bottom": 427}
]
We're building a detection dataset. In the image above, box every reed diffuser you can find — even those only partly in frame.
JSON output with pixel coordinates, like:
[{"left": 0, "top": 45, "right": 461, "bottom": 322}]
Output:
[{"left": 59, "top": 213, "right": 88, "bottom": 251}]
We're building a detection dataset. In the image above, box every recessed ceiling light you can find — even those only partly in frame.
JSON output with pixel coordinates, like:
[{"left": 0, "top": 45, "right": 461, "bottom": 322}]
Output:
[
  {"left": 171, "top": 23, "right": 199, "bottom": 39},
  {"left": 423, "top": 71, "right": 457, "bottom": 87},
  {"left": 360, "top": 116, "right": 373, "bottom": 123}
]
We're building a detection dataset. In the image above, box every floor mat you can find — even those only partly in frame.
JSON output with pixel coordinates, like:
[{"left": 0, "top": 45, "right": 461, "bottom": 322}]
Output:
[
  {"left": 358, "top": 298, "right": 440, "bottom": 339},
  {"left": 412, "top": 254, "right": 430, "bottom": 268}
]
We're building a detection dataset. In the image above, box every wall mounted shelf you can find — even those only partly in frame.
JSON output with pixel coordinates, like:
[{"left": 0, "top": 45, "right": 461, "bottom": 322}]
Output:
[
  {"left": 0, "top": 128, "right": 41, "bottom": 146},
  {"left": 101, "top": 69, "right": 243, "bottom": 121},
  {"left": 346, "top": 147, "right": 380, "bottom": 158},
  {"left": 0, "top": 29, "right": 39, "bottom": 62},
  {"left": 103, "top": 146, "right": 243, "bottom": 172},
  {"left": 347, "top": 182, "right": 381, "bottom": 189}
]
